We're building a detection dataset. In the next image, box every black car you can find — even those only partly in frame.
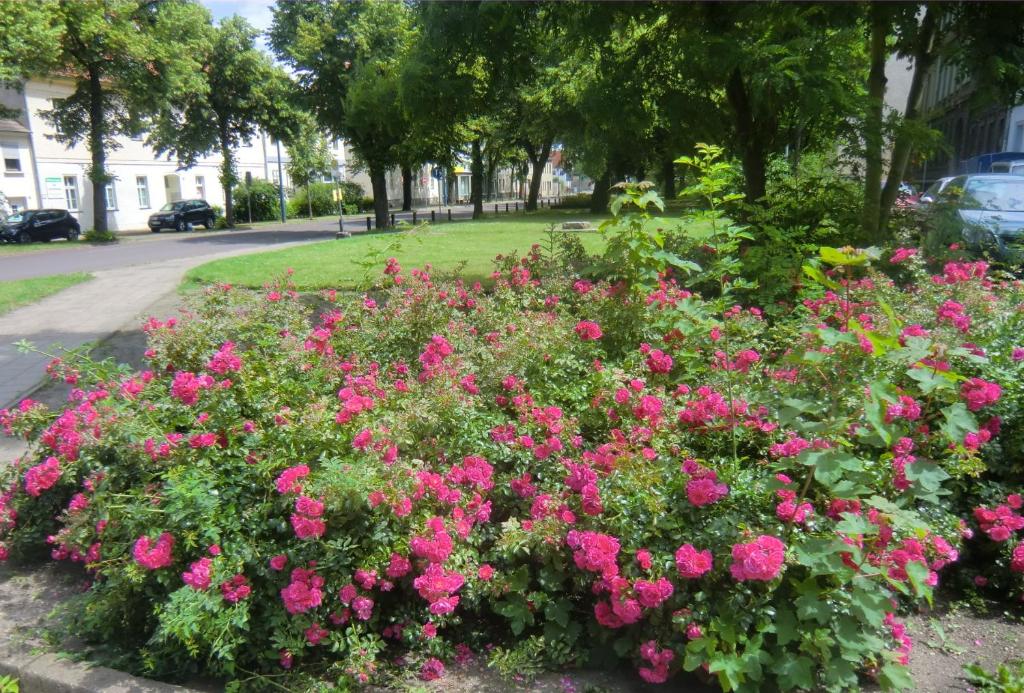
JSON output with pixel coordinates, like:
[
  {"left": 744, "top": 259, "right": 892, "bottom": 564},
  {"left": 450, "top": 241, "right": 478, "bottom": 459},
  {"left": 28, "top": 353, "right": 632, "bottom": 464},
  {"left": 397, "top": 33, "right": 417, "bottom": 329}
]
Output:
[
  {"left": 148, "top": 199, "right": 216, "bottom": 232},
  {"left": 0, "top": 209, "right": 80, "bottom": 243},
  {"left": 920, "top": 174, "right": 1024, "bottom": 263}
]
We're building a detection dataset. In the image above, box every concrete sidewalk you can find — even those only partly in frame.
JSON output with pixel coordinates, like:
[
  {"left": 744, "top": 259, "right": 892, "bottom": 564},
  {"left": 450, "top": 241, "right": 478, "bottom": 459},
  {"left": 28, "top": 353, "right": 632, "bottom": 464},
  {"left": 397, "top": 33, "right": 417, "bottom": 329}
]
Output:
[{"left": 0, "top": 239, "right": 314, "bottom": 409}]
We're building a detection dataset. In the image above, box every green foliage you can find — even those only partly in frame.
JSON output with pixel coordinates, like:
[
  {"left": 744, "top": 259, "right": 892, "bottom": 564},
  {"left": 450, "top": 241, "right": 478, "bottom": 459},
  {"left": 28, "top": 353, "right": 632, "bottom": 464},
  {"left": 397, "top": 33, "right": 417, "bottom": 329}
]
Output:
[
  {"left": 83, "top": 228, "right": 117, "bottom": 243},
  {"left": 0, "top": 675, "right": 17, "bottom": 693},
  {"left": 965, "top": 660, "right": 1024, "bottom": 693},
  {"left": 287, "top": 183, "right": 339, "bottom": 219},
  {"left": 552, "top": 193, "right": 593, "bottom": 210},
  {"left": 232, "top": 180, "right": 281, "bottom": 223}
]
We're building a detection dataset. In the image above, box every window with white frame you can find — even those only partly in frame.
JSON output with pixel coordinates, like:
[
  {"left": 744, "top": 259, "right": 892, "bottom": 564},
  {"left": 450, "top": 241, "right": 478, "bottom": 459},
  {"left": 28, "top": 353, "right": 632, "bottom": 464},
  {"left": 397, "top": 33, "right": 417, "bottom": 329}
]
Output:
[
  {"left": 136, "top": 176, "right": 150, "bottom": 208},
  {"left": 195, "top": 175, "right": 205, "bottom": 199},
  {"left": 105, "top": 181, "right": 118, "bottom": 210},
  {"left": 2, "top": 144, "right": 21, "bottom": 173},
  {"left": 63, "top": 175, "right": 79, "bottom": 210}
]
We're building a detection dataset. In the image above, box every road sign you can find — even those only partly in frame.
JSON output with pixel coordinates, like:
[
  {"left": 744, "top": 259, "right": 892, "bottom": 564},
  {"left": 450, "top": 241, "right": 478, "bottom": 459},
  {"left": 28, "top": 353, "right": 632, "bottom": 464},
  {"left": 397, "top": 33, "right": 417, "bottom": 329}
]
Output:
[{"left": 431, "top": 166, "right": 443, "bottom": 180}]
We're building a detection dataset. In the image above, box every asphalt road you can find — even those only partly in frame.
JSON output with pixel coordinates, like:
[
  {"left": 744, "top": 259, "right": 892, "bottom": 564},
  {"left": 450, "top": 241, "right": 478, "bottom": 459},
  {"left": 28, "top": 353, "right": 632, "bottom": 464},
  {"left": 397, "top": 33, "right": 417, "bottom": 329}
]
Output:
[{"left": 0, "top": 203, "right": 502, "bottom": 281}]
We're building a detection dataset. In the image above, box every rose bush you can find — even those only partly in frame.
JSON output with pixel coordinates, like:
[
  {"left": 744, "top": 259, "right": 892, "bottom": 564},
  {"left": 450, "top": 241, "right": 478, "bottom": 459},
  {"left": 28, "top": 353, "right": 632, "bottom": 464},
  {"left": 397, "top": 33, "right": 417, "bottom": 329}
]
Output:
[{"left": 0, "top": 227, "right": 1023, "bottom": 690}]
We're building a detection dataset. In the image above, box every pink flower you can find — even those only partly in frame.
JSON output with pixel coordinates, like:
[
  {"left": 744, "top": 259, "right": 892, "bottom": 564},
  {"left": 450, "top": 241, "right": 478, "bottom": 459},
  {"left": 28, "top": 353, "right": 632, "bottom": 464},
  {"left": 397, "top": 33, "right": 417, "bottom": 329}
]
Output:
[
  {"left": 290, "top": 513, "right": 326, "bottom": 540},
  {"left": 221, "top": 575, "right": 251, "bottom": 603},
  {"left": 269, "top": 554, "right": 288, "bottom": 571},
  {"left": 305, "top": 623, "right": 329, "bottom": 646},
  {"left": 280, "top": 567, "right": 324, "bottom": 614},
  {"left": 574, "top": 321, "right": 603, "bottom": 341},
  {"left": 24, "top": 456, "right": 61, "bottom": 496},
  {"left": 1013, "top": 348, "right": 1024, "bottom": 362},
  {"left": 170, "top": 371, "right": 214, "bottom": 405},
  {"left": 386, "top": 553, "right": 412, "bottom": 578},
  {"left": 420, "top": 658, "right": 445, "bottom": 681},
  {"left": 685, "top": 477, "right": 729, "bottom": 507},
  {"left": 675, "top": 544, "right": 713, "bottom": 578},
  {"left": 207, "top": 342, "right": 242, "bottom": 374},
  {"left": 635, "top": 549, "right": 652, "bottom": 570},
  {"left": 182, "top": 557, "right": 212, "bottom": 590},
  {"left": 133, "top": 532, "right": 174, "bottom": 570},
  {"left": 646, "top": 349, "right": 673, "bottom": 374},
  {"left": 1010, "top": 542, "right": 1024, "bottom": 574},
  {"left": 634, "top": 577, "right": 674, "bottom": 608},
  {"left": 961, "top": 378, "right": 1001, "bottom": 412},
  {"left": 730, "top": 535, "right": 786, "bottom": 582},
  {"left": 890, "top": 247, "right": 918, "bottom": 263},
  {"left": 566, "top": 530, "right": 620, "bottom": 577},
  {"left": 275, "top": 465, "right": 310, "bottom": 494},
  {"left": 477, "top": 564, "right": 494, "bottom": 581}
]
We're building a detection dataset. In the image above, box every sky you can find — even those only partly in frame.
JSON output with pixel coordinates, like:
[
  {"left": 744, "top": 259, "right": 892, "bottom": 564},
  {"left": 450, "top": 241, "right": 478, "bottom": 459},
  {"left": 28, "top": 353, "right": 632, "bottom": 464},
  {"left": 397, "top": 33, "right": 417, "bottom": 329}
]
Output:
[{"left": 202, "top": 0, "right": 274, "bottom": 51}]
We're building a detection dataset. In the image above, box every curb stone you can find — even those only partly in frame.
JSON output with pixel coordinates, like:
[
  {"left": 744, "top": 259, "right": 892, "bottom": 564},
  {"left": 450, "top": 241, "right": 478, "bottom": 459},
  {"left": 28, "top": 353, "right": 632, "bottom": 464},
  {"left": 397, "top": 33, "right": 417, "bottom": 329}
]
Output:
[{"left": 0, "top": 654, "right": 201, "bottom": 693}]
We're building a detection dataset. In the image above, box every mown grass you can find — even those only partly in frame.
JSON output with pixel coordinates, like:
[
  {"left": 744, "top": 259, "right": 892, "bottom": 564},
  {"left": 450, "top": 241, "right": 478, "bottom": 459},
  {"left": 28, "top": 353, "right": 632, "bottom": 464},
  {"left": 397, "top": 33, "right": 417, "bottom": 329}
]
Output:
[
  {"left": 182, "top": 211, "right": 661, "bottom": 291},
  {"left": 0, "top": 272, "right": 93, "bottom": 315},
  {"left": 0, "top": 239, "right": 85, "bottom": 256}
]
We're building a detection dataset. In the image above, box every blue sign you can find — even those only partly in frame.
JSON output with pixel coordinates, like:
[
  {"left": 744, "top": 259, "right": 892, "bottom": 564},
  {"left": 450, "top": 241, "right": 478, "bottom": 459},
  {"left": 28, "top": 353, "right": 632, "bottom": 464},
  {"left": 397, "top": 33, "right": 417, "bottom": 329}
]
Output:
[{"left": 431, "top": 166, "right": 443, "bottom": 180}]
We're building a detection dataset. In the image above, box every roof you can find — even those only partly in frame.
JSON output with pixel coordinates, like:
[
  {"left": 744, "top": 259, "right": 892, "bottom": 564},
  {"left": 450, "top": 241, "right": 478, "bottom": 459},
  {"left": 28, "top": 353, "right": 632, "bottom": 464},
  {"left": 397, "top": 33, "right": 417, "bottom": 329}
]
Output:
[{"left": 0, "top": 119, "right": 29, "bottom": 135}]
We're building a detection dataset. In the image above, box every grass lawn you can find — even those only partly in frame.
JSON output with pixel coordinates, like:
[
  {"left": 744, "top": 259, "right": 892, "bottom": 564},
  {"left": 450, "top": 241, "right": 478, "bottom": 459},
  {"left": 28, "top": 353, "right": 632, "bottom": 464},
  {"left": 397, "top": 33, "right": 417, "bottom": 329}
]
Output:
[
  {"left": 0, "top": 240, "right": 85, "bottom": 256},
  {"left": 184, "top": 211, "right": 669, "bottom": 291},
  {"left": 0, "top": 272, "right": 93, "bottom": 315}
]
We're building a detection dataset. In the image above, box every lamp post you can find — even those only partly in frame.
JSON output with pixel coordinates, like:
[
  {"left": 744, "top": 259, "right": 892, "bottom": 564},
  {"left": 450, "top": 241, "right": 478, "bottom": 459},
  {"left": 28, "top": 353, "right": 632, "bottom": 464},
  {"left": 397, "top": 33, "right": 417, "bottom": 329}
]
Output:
[{"left": 275, "top": 138, "right": 286, "bottom": 223}]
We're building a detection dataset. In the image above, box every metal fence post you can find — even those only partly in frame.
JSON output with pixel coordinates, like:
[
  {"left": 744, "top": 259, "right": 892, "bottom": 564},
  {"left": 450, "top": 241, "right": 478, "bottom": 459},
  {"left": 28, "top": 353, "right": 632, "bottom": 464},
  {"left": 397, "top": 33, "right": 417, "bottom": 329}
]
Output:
[
  {"left": 366, "top": 217, "right": 371, "bottom": 231},
  {"left": 431, "top": 210, "right": 436, "bottom": 223},
  {"left": 390, "top": 212, "right": 395, "bottom": 227},
  {"left": 447, "top": 208, "right": 452, "bottom": 221},
  {"left": 412, "top": 211, "right": 417, "bottom": 224}
]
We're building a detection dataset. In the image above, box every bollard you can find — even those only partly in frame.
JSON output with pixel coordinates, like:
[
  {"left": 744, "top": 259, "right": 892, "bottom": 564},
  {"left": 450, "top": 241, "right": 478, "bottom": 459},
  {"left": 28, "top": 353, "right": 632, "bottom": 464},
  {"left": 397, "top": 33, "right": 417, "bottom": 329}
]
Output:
[
  {"left": 505, "top": 203, "right": 509, "bottom": 212},
  {"left": 413, "top": 211, "right": 417, "bottom": 224},
  {"left": 390, "top": 213, "right": 395, "bottom": 227},
  {"left": 366, "top": 217, "right": 371, "bottom": 231},
  {"left": 494, "top": 203, "right": 498, "bottom": 214},
  {"left": 431, "top": 210, "right": 436, "bottom": 223},
  {"left": 447, "top": 208, "right": 452, "bottom": 221},
  {"left": 515, "top": 202, "right": 519, "bottom": 212}
]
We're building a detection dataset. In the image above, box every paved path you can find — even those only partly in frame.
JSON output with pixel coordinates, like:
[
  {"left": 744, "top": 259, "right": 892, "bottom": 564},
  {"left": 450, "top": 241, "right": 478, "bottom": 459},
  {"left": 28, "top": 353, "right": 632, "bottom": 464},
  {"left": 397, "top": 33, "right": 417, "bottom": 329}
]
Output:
[{"left": 0, "top": 239, "right": 315, "bottom": 409}]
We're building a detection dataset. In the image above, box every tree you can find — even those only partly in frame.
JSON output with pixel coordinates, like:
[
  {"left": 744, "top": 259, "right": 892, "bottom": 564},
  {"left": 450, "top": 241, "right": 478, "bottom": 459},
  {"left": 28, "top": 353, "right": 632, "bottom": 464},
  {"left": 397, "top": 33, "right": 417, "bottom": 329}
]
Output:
[
  {"left": 286, "top": 115, "right": 335, "bottom": 219},
  {"left": 0, "top": 0, "right": 209, "bottom": 233},
  {"left": 271, "top": 0, "right": 416, "bottom": 230},
  {"left": 149, "top": 15, "right": 295, "bottom": 227},
  {"left": 0, "top": 2, "right": 62, "bottom": 118}
]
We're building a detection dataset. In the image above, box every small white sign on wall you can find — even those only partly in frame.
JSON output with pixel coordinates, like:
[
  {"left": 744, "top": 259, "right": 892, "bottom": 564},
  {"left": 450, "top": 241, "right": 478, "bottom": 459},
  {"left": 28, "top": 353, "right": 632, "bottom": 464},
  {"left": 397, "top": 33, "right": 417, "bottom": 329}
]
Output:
[{"left": 44, "top": 177, "right": 63, "bottom": 199}]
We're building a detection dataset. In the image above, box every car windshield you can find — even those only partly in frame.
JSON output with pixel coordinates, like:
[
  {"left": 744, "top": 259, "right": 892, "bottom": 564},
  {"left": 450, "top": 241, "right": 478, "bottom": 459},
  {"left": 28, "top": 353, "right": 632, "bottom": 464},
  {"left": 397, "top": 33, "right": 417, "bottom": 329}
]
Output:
[
  {"left": 963, "top": 180, "right": 1024, "bottom": 212},
  {"left": 159, "top": 201, "right": 186, "bottom": 211},
  {"left": 6, "top": 212, "right": 25, "bottom": 223}
]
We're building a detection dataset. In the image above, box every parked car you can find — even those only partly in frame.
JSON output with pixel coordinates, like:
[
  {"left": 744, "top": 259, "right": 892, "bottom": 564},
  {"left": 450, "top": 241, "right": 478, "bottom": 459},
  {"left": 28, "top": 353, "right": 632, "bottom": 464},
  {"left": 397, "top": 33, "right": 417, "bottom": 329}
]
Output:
[
  {"left": 0, "top": 209, "right": 80, "bottom": 243},
  {"left": 148, "top": 199, "right": 216, "bottom": 232},
  {"left": 991, "top": 159, "right": 1024, "bottom": 176},
  {"left": 895, "top": 182, "right": 919, "bottom": 209},
  {"left": 920, "top": 174, "right": 1024, "bottom": 263},
  {"left": 917, "top": 176, "right": 956, "bottom": 206}
]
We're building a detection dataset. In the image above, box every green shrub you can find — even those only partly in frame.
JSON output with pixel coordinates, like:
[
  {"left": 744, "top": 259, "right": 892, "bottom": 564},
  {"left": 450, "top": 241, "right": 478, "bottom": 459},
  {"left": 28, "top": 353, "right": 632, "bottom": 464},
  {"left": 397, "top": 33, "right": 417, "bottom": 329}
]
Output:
[
  {"left": 358, "top": 196, "right": 375, "bottom": 212},
  {"left": 552, "top": 193, "right": 592, "bottom": 209},
  {"left": 287, "top": 183, "right": 340, "bottom": 218},
  {"left": 83, "top": 228, "right": 116, "bottom": 243},
  {"left": 232, "top": 180, "right": 281, "bottom": 223}
]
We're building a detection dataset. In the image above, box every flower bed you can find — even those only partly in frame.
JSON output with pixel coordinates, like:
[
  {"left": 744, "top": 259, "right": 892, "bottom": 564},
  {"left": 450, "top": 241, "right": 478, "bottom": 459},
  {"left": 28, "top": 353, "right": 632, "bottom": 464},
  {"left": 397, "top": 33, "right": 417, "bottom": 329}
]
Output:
[{"left": 0, "top": 247, "right": 1022, "bottom": 691}]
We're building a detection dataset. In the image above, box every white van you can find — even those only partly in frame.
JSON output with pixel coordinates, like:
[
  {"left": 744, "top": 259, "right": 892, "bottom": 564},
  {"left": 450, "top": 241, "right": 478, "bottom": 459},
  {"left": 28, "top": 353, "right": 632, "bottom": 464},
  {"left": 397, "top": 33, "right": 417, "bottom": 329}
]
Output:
[{"left": 990, "top": 160, "right": 1024, "bottom": 176}]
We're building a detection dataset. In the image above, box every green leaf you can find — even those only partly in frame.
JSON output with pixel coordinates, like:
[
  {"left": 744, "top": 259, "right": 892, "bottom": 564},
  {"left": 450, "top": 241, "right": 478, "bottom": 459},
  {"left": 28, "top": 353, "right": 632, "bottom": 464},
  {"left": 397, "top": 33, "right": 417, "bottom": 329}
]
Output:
[
  {"left": 940, "top": 403, "right": 978, "bottom": 444},
  {"left": 879, "top": 662, "right": 914, "bottom": 691},
  {"left": 774, "top": 655, "right": 815, "bottom": 691},
  {"left": 849, "top": 585, "right": 888, "bottom": 628},
  {"left": 802, "top": 263, "right": 839, "bottom": 290},
  {"left": 774, "top": 608, "right": 798, "bottom": 646},
  {"left": 507, "top": 565, "right": 530, "bottom": 592},
  {"left": 819, "top": 246, "right": 868, "bottom": 267},
  {"left": 795, "top": 591, "right": 831, "bottom": 624},
  {"left": 544, "top": 598, "right": 571, "bottom": 628}
]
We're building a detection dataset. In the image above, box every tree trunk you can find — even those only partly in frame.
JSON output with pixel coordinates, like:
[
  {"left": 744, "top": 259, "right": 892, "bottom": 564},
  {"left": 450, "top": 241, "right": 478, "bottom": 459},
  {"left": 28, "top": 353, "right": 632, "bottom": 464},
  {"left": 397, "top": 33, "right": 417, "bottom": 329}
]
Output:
[
  {"left": 525, "top": 140, "right": 552, "bottom": 212},
  {"left": 471, "top": 138, "right": 483, "bottom": 219},
  {"left": 219, "top": 128, "right": 236, "bottom": 227},
  {"left": 370, "top": 166, "right": 389, "bottom": 229},
  {"left": 87, "top": 70, "right": 108, "bottom": 233},
  {"left": 401, "top": 165, "right": 413, "bottom": 211},
  {"left": 589, "top": 169, "right": 611, "bottom": 213},
  {"left": 725, "top": 67, "right": 769, "bottom": 203},
  {"left": 661, "top": 157, "right": 676, "bottom": 199},
  {"left": 879, "top": 6, "right": 938, "bottom": 233},
  {"left": 861, "top": 4, "right": 889, "bottom": 243}
]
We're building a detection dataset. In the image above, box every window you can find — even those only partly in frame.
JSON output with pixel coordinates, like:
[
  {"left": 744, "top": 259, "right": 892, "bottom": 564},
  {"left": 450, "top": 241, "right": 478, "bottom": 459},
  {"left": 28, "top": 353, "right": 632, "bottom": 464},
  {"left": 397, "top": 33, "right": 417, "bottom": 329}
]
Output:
[
  {"left": 105, "top": 181, "right": 118, "bottom": 210},
  {"left": 63, "top": 176, "right": 79, "bottom": 211},
  {"left": 195, "top": 175, "right": 205, "bottom": 199},
  {"left": 136, "top": 176, "right": 150, "bottom": 208},
  {"left": 2, "top": 144, "right": 20, "bottom": 173}
]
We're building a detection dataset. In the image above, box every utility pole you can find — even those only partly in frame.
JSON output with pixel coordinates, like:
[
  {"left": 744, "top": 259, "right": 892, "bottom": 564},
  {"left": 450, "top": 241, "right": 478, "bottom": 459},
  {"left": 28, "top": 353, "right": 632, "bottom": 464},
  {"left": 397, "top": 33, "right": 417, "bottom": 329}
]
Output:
[{"left": 276, "top": 139, "right": 286, "bottom": 223}]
